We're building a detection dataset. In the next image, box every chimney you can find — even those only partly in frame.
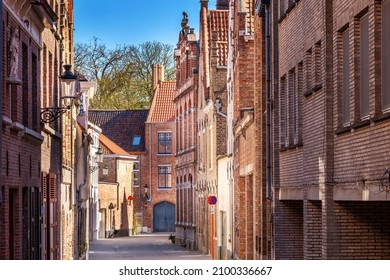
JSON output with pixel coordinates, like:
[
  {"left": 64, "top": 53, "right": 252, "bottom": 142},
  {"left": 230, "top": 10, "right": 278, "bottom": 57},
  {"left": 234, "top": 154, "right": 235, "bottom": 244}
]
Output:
[
  {"left": 200, "top": 0, "right": 208, "bottom": 9},
  {"left": 152, "top": 64, "right": 164, "bottom": 92},
  {"left": 216, "top": 0, "right": 229, "bottom": 10}
]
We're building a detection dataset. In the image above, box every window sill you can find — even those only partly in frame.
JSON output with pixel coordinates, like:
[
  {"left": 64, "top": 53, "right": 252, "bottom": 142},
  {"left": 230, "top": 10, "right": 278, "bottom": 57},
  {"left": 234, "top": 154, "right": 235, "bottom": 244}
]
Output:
[
  {"left": 351, "top": 119, "right": 370, "bottom": 130},
  {"left": 312, "top": 83, "right": 323, "bottom": 92},
  {"left": 23, "top": 127, "right": 44, "bottom": 144},
  {"left": 335, "top": 126, "right": 351, "bottom": 135},
  {"left": 372, "top": 112, "right": 390, "bottom": 123},
  {"left": 278, "top": 14, "right": 286, "bottom": 23},
  {"left": 304, "top": 90, "right": 313, "bottom": 98}
]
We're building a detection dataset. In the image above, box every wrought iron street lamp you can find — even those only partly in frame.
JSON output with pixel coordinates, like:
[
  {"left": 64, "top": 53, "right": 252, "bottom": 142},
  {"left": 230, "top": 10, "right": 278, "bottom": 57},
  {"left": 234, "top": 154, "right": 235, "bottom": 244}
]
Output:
[
  {"left": 90, "top": 147, "right": 104, "bottom": 173},
  {"left": 41, "top": 64, "right": 79, "bottom": 123}
]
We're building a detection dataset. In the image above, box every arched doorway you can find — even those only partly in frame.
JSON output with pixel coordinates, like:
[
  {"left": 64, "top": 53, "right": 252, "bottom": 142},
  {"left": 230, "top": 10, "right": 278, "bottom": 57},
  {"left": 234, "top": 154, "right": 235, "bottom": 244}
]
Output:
[{"left": 153, "top": 202, "right": 175, "bottom": 232}]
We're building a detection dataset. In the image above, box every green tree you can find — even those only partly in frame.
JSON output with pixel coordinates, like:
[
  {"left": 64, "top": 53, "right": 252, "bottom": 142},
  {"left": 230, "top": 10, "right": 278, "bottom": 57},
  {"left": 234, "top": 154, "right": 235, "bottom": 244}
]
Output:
[{"left": 74, "top": 38, "right": 175, "bottom": 109}]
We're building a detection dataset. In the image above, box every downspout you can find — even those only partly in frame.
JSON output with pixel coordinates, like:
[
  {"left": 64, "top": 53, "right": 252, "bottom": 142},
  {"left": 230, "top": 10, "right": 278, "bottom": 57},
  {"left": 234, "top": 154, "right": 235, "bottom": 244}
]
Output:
[
  {"left": 0, "top": 0, "right": 3, "bottom": 254},
  {"left": 149, "top": 124, "right": 152, "bottom": 204},
  {"left": 265, "top": 3, "right": 271, "bottom": 200},
  {"left": 262, "top": 1, "right": 272, "bottom": 201}
]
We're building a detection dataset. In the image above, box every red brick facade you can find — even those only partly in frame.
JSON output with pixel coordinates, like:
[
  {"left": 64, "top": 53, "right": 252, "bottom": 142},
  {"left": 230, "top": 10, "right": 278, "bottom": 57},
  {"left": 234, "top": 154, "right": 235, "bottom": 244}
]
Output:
[
  {"left": 174, "top": 19, "right": 198, "bottom": 249},
  {"left": 196, "top": 0, "right": 229, "bottom": 257},
  {"left": 0, "top": 0, "right": 75, "bottom": 260},
  {"left": 144, "top": 66, "right": 176, "bottom": 233}
]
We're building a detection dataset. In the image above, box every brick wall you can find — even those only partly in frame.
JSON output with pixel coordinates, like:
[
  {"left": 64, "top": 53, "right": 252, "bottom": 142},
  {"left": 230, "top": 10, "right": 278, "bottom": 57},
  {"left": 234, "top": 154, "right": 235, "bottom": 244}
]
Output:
[
  {"left": 1, "top": 12, "right": 43, "bottom": 260},
  {"left": 144, "top": 122, "right": 176, "bottom": 232},
  {"left": 303, "top": 200, "right": 322, "bottom": 259},
  {"left": 333, "top": 201, "right": 390, "bottom": 259},
  {"left": 274, "top": 198, "right": 304, "bottom": 259}
]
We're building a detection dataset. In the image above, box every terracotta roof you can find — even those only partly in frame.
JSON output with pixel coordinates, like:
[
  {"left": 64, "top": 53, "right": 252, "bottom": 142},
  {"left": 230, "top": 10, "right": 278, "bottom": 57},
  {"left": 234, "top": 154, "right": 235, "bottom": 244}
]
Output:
[
  {"left": 147, "top": 81, "right": 176, "bottom": 123},
  {"left": 208, "top": 10, "right": 228, "bottom": 66},
  {"left": 88, "top": 109, "right": 148, "bottom": 153},
  {"left": 99, "top": 133, "right": 129, "bottom": 155}
]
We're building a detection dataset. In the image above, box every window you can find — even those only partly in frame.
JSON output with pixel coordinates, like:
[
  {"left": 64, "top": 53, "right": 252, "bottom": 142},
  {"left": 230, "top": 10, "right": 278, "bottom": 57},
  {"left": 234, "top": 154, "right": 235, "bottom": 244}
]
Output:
[
  {"left": 360, "top": 14, "right": 369, "bottom": 118},
  {"left": 32, "top": 53, "right": 38, "bottom": 131},
  {"left": 288, "top": 69, "right": 297, "bottom": 145},
  {"left": 305, "top": 49, "right": 312, "bottom": 93},
  {"left": 158, "top": 166, "right": 172, "bottom": 189},
  {"left": 343, "top": 28, "right": 350, "bottom": 125},
  {"left": 133, "top": 171, "right": 139, "bottom": 186},
  {"left": 382, "top": 0, "right": 390, "bottom": 110},
  {"left": 133, "top": 161, "right": 139, "bottom": 186},
  {"left": 314, "top": 41, "right": 322, "bottom": 86},
  {"left": 22, "top": 43, "right": 28, "bottom": 127},
  {"left": 280, "top": 76, "right": 287, "bottom": 148},
  {"left": 158, "top": 132, "right": 172, "bottom": 154},
  {"left": 132, "top": 135, "right": 141, "bottom": 146}
]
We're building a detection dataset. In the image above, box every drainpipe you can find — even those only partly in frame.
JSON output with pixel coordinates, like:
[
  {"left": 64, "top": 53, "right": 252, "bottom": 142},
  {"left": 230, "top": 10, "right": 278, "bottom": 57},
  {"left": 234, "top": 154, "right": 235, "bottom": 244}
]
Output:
[
  {"left": 0, "top": 0, "right": 3, "bottom": 254},
  {"left": 265, "top": 3, "right": 271, "bottom": 200},
  {"left": 256, "top": 0, "right": 272, "bottom": 200}
]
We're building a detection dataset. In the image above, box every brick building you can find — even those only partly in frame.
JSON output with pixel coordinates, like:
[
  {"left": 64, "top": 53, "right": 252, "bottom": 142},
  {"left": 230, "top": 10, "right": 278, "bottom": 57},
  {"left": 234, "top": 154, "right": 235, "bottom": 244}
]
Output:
[
  {"left": 88, "top": 109, "right": 149, "bottom": 233},
  {"left": 196, "top": 0, "right": 229, "bottom": 257},
  {"left": 174, "top": 13, "right": 198, "bottom": 249},
  {"left": 0, "top": 0, "right": 75, "bottom": 260},
  {"left": 268, "top": 0, "right": 390, "bottom": 259},
  {"left": 144, "top": 65, "right": 176, "bottom": 233},
  {"left": 97, "top": 133, "right": 136, "bottom": 238},
  {"left": 227, "top": 0, "right": 270, "bottom": 260}
]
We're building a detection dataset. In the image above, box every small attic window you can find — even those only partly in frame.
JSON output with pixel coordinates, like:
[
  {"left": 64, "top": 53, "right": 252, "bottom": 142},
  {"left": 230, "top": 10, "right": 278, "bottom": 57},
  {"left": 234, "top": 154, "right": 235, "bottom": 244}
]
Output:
[{"left": 132, "top": 135, "right": 141, "bottom": 146}]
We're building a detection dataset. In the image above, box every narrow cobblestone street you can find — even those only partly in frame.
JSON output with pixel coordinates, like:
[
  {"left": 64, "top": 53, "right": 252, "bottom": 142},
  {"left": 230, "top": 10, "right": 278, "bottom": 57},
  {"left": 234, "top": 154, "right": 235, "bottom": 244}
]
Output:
[{"left": 88, "top": 233, "right": 211, "bottom": 260}]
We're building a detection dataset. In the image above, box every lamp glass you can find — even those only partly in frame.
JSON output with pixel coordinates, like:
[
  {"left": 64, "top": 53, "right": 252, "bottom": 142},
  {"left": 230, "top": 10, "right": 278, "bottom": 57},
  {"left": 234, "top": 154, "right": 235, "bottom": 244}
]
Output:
[
  {"left": 95, "top": 147, "right": 103, "bottom": 163},
  {"left": 103, "top": 165, "right": 109, "bottom": 175},
  {"left": 61, "top": 80, "right": 76, "bottom": 98},
  {"left": 60, "top": 64, "right": 77, "bottom": 102}
]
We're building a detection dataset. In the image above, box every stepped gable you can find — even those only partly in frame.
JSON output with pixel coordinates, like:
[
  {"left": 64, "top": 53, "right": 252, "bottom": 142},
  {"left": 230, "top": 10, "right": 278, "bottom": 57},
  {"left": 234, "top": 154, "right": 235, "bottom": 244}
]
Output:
[{"left": 208, "top": 9, "right": 229, "bottom": 67}]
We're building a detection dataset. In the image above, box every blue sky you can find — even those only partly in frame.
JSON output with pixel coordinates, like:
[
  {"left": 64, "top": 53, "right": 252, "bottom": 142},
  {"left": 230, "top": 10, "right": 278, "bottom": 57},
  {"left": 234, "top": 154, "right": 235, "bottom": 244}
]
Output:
[{"left": 74, "top": 0, "right": 217, "bottom": 49}]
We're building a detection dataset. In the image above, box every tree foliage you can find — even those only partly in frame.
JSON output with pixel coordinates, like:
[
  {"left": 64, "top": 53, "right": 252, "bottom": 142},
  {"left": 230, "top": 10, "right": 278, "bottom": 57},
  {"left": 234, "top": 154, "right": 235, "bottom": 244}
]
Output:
[{"left": 74, "top": 38, "right": 175, "bottom": 109}]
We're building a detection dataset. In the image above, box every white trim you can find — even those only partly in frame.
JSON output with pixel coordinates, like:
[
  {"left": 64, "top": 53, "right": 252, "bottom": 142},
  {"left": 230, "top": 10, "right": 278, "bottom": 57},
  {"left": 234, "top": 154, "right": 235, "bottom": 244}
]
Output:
[{"left": 103, "top": 154, "right": 137, "bottom": 160}]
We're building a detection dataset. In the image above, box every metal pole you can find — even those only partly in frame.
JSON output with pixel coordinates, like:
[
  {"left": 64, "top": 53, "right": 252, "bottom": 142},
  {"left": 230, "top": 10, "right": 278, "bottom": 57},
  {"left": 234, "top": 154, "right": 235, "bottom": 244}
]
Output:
[
  {"left": 265, "top": 4, "right": 272, "bottom": 200},
  {"left": 211, "top": 205, "right": 215, "bottom": 260}
]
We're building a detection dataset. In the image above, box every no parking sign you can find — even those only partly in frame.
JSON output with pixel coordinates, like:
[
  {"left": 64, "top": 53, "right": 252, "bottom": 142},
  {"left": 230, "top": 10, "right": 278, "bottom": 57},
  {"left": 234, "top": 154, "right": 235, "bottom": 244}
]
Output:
[{"left": 208, "top": 195, "right": 217, "bottom": 205}]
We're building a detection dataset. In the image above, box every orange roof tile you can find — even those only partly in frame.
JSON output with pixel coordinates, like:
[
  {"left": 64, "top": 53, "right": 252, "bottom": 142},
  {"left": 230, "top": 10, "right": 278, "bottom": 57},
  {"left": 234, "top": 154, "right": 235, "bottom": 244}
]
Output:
[
  {"left": 99, "top": 133, "right": 130, "bottom": 156},
  {"left": 147, "top": 81, "right": 176, "bottom": 123},
  {"left": 208, "top": 10, "right": 229, "bottom": 66}
]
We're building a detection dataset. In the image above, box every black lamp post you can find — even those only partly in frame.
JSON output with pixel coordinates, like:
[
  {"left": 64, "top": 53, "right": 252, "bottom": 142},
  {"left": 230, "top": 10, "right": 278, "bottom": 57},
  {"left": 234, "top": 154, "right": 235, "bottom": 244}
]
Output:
[{"left": 41, "top": 64, "right": 78, "bottom": 123}]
